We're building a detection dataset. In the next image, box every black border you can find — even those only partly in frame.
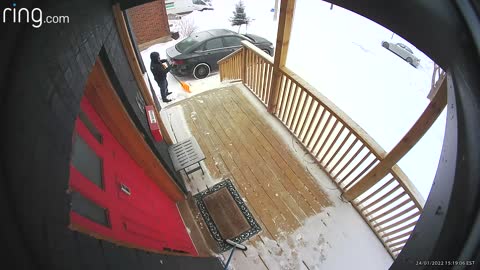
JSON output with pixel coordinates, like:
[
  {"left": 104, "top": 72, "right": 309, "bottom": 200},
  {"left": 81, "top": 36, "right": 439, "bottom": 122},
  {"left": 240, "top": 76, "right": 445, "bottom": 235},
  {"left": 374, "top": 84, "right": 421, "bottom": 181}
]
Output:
[{"left": 194, "top": 179, "right": 262, "bottom": 252}]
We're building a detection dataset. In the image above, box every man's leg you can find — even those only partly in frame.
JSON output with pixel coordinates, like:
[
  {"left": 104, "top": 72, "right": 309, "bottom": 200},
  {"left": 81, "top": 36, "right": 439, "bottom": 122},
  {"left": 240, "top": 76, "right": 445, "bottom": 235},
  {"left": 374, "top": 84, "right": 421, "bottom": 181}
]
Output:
[
  {"left": 166, "top": 80, "right": 171, "bottom": 95},
  {"left": 159, "top": 80, "right": 170, "bottom": 102}
]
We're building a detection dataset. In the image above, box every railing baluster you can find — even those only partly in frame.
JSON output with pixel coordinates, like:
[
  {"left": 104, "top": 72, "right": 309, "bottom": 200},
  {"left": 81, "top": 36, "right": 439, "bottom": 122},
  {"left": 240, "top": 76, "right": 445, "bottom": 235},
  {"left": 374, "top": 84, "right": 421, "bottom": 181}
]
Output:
[
  {"left": 369, "top": 199, "right": 411, "bottom": 223},
  {"left": 258, "top": 60, "right": 264, "bottom": 100},
  {"left": 381, "top": 220, "right": 417, "bottom": 238},
  {"left": 315, "top": 119, "right": 339, "bottom": 159},
  {"left": 281, "top": 81, "right": 297, "bottom": 123},
  {"left": 236, "top": 54, "right": 239, "bottom": 78},
  {"left": 343, "top": 158, "right": 378, "bottom": 190},
  {"left": 251, "top": 52, "right": 255, "bottom": 88},
  {"left": 367, "top": 194, "right": 408, "bottom": 217},
  {"left": 328, "top": 137, "right": 358, "bottom": 174},
  {"left": 319, "top": 125, "right": 345, "bottom": 164},
  {"left": 357, "top": 177, "right": 396, "bottom": 205},
  {"left": 291, "top": 91, "right": 308, "bottom": 132},
  {"left": 301, "top": 103, "right": 320, "bottom": 144},
  {"left": 247, "top": 50, "right": 251, "bottom": 87},
  {"left": 359, "top": 184, "right": 401, "bottom": 212},
  {"left": 287, "top": 86, "right": 303, "bottom": 128},
  {"left": 305, "top": 106, "right": 327, "bottom": 148},
  {"left": 275, "top": 75, "right": 287, "bottom": 115},
  {"left": 251, "top": 53, "right": 256, "bottom": 91},
  {"left": 260, "top": 61, "right": 266, "bottom": 101},
  {"left": 338, "top": 151, "right": 371, "bottom": 186},
  {"left": 234, "top": 54, "right": 237, "bottom": 78},
  {"left": 255, "top": 55, "right": 261, "bottom": 96},
  {"left": 264, "top": 63, "right": 272, "bottom": 104},
  {"left": 388, "top": 239, "right": 408, "bottom": 249},
  {"left": 332, "top": 144, "right": 365, "bottom": 180},
  {"left": 324, "top": 131, "right": 351, "bottom": 169},
  {"left": 310, "top": 113, "right": 333, "bottom": 154},
  {"left": 372, "top": 205, "right": 416, "bottom": 227},
  {"left": 296, "top": 94, "right": 314, "bottom": 137},
  {"left": 266, "top": 64, "right": 274, "bottom": 103},
  {"left": 279, "top": 78, "right": 292, "bottom": 120},
  {"left": 385, "top": 229, "right": 414, "bottom": 243},
  {"left": 390, "top": 245, "right": 405, "bottom": 253},
  {"left": 377, "top": 212, "right": 420, "bottom": 233}
]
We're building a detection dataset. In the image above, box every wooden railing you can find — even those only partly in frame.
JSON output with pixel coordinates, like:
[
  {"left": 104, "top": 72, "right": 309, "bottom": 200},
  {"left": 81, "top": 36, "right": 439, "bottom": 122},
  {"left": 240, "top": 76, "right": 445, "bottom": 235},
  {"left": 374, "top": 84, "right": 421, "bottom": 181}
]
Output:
[
  {"left": 218, "top": 41, "right": 425, "bottom": 258},
  {"left": 218, "top": 47, "right": 244, "bottom": 82}
]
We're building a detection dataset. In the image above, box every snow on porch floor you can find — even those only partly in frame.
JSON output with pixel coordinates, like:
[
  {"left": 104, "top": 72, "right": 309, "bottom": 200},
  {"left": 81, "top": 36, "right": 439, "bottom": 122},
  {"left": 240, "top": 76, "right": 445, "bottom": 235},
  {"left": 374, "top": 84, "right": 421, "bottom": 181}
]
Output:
[{"left": 161, "top": 83, "right": 393, "bottom": 269}]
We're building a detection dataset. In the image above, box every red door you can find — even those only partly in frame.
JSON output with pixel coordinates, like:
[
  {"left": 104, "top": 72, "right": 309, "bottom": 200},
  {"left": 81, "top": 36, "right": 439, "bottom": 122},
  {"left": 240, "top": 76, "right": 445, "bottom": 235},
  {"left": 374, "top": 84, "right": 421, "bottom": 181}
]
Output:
[{"left": 69, "top": 97, "right": 196, "bottom": 255}]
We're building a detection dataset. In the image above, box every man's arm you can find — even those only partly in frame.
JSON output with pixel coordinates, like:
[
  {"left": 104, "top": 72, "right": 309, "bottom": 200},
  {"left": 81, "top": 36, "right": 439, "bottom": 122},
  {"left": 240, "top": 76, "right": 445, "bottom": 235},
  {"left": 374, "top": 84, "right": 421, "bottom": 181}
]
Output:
[{"left": 160, "top": 61, "right": 171, "bottom": 73}]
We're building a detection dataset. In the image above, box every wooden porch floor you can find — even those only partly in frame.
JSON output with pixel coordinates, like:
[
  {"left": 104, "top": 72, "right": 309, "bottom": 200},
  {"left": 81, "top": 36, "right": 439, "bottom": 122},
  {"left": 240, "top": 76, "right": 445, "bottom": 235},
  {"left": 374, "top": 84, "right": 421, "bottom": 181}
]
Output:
[
  {"left": 166, "top": 84, "right": 393, "bottom": 269},
  {"left": 172, "top": 84, "right": 331, "bottom": 240}
]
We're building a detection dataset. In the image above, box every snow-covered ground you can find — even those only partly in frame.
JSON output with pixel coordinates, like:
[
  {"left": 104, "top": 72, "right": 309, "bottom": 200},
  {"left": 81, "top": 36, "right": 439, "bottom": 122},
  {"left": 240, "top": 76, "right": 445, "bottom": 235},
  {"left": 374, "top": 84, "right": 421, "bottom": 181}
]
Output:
[{"left": 142, "top": 0, "right": 445, "bottom": 203}]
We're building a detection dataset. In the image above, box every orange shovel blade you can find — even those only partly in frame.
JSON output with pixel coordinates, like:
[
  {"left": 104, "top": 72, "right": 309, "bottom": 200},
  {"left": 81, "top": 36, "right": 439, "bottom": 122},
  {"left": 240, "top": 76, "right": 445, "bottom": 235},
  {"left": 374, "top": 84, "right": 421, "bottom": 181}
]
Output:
[{"left": 180, "top": 81, "right": 191, "bottom": 93}]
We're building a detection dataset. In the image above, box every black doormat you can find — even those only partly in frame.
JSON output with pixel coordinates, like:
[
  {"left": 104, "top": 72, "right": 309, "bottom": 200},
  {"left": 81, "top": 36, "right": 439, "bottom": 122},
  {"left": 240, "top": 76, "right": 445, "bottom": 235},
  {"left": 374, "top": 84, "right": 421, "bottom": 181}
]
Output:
[{"left": 194, "top": 179, "right": 261, "bottom": 252}]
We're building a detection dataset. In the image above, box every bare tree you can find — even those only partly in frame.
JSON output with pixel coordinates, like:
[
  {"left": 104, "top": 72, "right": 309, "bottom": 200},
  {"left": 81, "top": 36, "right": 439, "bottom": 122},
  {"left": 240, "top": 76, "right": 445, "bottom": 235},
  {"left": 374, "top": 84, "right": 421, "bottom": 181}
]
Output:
[{"left": 178, "top": 17, "right": 198, "bottom": 37}]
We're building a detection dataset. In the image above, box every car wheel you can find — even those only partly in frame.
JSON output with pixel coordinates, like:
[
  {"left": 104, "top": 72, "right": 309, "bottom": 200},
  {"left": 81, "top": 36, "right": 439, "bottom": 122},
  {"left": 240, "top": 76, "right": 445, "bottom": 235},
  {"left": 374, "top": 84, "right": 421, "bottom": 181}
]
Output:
[
  {"left": 406, "top": 57, "right": 413, "bottom": 64},
  {"left": 193, "top": 63, "right": 210, "bottom": 79},
  {"left": 262, "top": 49, "right": 270, "bottom": 55},
  {"left": 382, "top": 42, "right": 389, "bottom": 49}
]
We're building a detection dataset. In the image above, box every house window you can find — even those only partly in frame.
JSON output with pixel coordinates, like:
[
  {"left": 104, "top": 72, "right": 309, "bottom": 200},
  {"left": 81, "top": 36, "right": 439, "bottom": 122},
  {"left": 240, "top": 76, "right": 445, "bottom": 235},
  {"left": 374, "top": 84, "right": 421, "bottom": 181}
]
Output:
[
  {"left": 71, "top": 191, "right": 110, "bottom": 227},
  {"left": 78, "top": 110, "right": 102, "bottom": 144},
  {"left": 71, "top": 134, "right": 104, "bottom": 188}
]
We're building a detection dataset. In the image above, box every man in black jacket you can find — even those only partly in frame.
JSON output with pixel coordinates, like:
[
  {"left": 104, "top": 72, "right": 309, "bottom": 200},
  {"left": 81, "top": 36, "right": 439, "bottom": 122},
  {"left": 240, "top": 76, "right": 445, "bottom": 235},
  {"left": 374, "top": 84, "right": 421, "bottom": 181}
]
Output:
[{"left": 150, "top": 51, "right": 172, "bottom": 103}]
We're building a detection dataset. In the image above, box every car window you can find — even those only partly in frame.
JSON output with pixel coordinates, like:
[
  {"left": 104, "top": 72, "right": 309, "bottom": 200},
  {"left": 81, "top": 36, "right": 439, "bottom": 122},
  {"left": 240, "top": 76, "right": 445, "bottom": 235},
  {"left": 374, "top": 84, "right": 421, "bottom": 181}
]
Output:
[
  {"left": 396, "top": 43, "right": 413, "bottom": 53},
  {"left": 175, "top": 32, "right": 211, "bottom": 53},
  {"left": 223, "top": 36, "right": 243, "bottom": 47},
  {"left": 176, "top": 37, "right": 198, "bottom": 53},
  {"left": 204, "top": 38, "right": 224, "bottom": 50},
  {"left": 193, "top": 43, "right": 204, "bottom": 52}
]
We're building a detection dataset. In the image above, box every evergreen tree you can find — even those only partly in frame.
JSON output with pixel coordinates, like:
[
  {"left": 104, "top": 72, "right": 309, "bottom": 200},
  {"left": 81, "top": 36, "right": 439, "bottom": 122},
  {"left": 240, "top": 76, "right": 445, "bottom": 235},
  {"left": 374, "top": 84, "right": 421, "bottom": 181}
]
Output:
[{"left": 230, "top": 1, "right": 251, "bottom": 33}]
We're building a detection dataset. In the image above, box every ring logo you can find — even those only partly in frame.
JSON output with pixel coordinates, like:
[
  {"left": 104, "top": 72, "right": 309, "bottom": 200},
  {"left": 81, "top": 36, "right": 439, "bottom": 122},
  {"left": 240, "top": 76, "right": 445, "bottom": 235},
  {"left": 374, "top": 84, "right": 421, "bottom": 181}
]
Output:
[{"left": 3, "top": 3, "right": 69, "bottom": 28}]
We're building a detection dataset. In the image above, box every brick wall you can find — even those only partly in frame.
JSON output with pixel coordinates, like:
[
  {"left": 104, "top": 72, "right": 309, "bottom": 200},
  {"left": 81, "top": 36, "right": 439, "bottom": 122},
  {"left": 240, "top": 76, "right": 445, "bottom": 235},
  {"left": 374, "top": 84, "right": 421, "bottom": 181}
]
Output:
[
  {"left": 1, "top": 0, "right": 218, "bottom": 268},
  {"left": 127, "top": 0, "right": 170, "bottom": 46}
]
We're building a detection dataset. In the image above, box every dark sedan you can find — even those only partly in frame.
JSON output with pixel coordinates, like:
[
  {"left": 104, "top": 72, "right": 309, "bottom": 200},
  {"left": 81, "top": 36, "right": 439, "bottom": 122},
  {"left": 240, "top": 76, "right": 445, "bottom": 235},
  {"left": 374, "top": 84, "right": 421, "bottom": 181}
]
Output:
[{"left": 166, "top": 29, "right": 274, "bottom": 79}]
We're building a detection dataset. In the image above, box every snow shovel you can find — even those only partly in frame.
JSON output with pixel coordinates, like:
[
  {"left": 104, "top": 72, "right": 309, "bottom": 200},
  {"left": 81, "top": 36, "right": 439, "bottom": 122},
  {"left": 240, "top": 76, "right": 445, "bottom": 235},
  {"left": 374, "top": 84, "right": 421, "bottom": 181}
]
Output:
[
  {"left": 171, "top": 73, "right": 191, "bottom": 93},
  {"left": 224, "top": 239, "right": 247, "bottom": 270}
]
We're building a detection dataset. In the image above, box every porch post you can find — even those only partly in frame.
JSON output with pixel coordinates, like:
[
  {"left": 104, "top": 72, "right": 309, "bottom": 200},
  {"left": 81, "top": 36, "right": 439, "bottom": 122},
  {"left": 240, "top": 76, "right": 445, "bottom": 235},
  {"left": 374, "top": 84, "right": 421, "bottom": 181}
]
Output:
[
  {"left": 267, "top": 0, "right": 296, "bottom": 113},
  {"left": 343, "top": 77, "right": 448, "bottom": 201}
]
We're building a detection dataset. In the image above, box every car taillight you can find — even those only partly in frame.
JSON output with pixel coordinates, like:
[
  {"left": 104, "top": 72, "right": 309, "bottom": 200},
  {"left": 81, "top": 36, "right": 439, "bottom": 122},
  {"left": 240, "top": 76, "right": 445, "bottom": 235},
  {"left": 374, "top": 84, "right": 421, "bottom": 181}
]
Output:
[{"left": 173, "top": 59, "right": 184, "bottom": 65}]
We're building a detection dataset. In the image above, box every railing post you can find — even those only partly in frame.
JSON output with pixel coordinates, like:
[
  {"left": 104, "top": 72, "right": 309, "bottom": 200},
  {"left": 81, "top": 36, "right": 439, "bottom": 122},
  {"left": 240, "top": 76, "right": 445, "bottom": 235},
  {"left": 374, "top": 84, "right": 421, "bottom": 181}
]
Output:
[
  {"left": 267, "top": 0, "right": 296, "bottom": 113},
  {"left": 343, "top": 77, "right": 448, "bottom": 201}
]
